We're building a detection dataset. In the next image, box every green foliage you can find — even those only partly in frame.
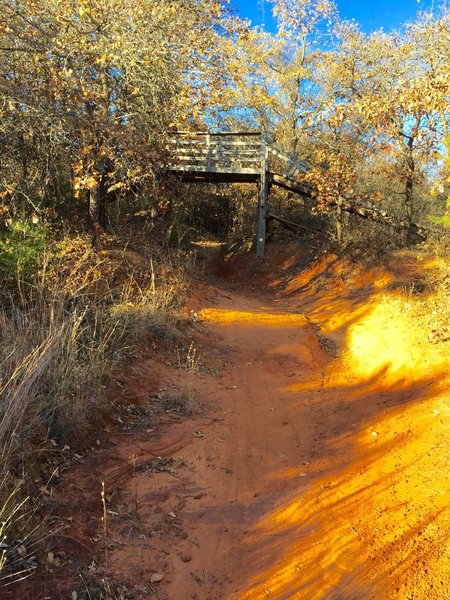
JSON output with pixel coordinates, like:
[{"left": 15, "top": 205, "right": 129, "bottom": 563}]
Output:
[
  {"left": 0, "top": 219, "right": 47, "bottom": 285},
  {"left": 437, "top": 213, "right": 450, "bottom": 228},
  {"left": 429, "top": 203, "right": 450, "bottom": 229},
  {"left": 429, "top": 137, "right": 450, "bottom": 229}
]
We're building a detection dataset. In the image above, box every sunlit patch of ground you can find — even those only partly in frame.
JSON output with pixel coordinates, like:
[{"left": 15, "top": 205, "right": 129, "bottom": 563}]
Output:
[
  {"left": 344, "top": 292, "right": 447, "bottom": 384},
  {"left": 241, "top": 379, "right": 450, "bottom": 599},
  {"left": 237, "top": 250, "right": 449, "bottom": 599},
  {"left": 198, "top": 308, "right": 309, "bottom": 328}
]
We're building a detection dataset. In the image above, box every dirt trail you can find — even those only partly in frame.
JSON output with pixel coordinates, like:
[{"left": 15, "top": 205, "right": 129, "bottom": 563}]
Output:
[
  {"left": 165, "top": 292, "right": 331, "bottom": 599},
  {"left": 15, "top": 244, "right": 449, "bottom": 600}
]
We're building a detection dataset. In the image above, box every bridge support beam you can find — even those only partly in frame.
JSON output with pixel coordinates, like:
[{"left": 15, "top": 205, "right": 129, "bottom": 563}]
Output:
[{"left": 256, "top": 143, "right": 269, "bottom": 258}]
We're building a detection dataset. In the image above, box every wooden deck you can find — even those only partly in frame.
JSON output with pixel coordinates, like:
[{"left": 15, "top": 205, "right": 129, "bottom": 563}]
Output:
[
  {"left": 169, "top": 132, "right": 315, "bottom": 257},
  {"left": 169, "top": 132, "right": 261, "bottom": 178},
  {"left": 169, "top": 132, "right": 270, "bottom": 256},
  {"left": 169, "top": 132, "right": 311, "bottom": 182}
]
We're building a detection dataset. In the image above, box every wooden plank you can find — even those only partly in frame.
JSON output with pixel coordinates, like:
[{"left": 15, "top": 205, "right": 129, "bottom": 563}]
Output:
[
  {"left": 170, "top": 150, "right": 261, "bottom": 157},
  {"left": 267, "top": 145, "right": 311, "bottom": 174},
  {"left": 172, "top": 165, "right": 261, "bottom": 175},
  {"left": 206, "top": 133, "right": 212, "bottom": 171},
  {"left": 172, "top": 156, "right": 261, "bottom": 164},
  {"left": 270, "top": 173, "right": 313, "bottom": 197},
  {"left": 267, "top": 212, "right": 322, "bottom": 234},
  {"left": 220, "top": 146, "right": 257, "bottom": 153},
  {"left": 172, "top": 158, "right": 261, "bottom": 168},
  {"left": 170, "top": 139, "right": 262, "bottom": 148},
  {"left": 172, "top": 160, "right": 262, "bottom": 169},
  {"left": 209, "top": 139, "right": 262, "bottom": 145},
  {"left": 171, "top": 131, "right": 261, "bottom": 137},
  {"left": 172, "top": 149, "right": 262, "bottom": 157},
  {"left": 173, "top": 171, "right": 260, "bottom": 184},
  {"left": 172, "top": 150, "right": 209, "bottom": 156}
]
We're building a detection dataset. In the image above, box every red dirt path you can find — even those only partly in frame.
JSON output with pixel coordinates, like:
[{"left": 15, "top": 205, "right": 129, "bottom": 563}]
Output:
[{"left": 11, "top": 243, "right": 450, "bottom": 599}]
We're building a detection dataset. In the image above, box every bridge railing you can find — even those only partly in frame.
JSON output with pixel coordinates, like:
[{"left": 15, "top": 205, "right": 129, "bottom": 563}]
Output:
[
  {"left": 267, "top": 145, "right": 311, "bottom": 181},
  {"left": 169, "top": 132, "right": 263, "bottom": 175}
]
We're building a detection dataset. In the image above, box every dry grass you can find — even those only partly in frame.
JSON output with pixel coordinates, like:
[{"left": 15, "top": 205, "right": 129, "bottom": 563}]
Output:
[
  {"left": 0, "top": 486, "right": 35, "bottom": 587},
  {"left": 110, "top": 262, "right": 182, "bottom": 344},
  {"left": 0, "top": 235, "right": 189, "bottom": 585},
  {"left": 165, "top": 342, "right": 202, "bottom": 415},
  {"left": 78, "top": 575, "right": 131, "bottom": 599},
  {"left": 163, "top": 389, "right": 203, "bottom": 416},
  {"left": 416, "top": 250, "right": 450, "bottom": 342}
]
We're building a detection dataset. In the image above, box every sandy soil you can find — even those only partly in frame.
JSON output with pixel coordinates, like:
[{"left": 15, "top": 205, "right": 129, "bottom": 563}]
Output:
[{"left": 11, "top": 242, "right": 450, "bottom": 600}]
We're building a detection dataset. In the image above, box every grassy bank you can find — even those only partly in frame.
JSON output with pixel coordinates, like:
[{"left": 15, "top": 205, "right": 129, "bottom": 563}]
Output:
[{"left": 0, "top": 230, "right": 188, "bottom": 586}]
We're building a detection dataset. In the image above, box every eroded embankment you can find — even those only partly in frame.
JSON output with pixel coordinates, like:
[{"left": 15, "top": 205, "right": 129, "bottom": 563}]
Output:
[{"left": 11, "top": 243, "right": 449, "bottom": 600}]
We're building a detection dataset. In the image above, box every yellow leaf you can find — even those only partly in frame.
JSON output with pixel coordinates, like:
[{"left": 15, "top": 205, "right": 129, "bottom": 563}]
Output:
[{"left": 85, "top": 177, "right": 98, "bottom": 189}]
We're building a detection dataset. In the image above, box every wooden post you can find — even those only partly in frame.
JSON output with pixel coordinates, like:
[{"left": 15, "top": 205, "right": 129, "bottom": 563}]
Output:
[
  {"left": 206, "top": 133, "right": 212, "bottom": 171},
  {"left": 256, "top": 137, "right": 268, "bottom": 258}
]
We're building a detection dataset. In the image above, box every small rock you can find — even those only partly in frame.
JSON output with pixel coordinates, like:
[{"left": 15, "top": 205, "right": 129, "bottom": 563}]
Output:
[
  {"left": 181, "top": 532, "right": 189, "bottom": 540},
  {"left": 193, "top": 492, "right": 204, "bottom": 500},
  {"left": 150, "top": 573, "right": 164, "bottom": 583},
  {"left": 181, "top": 553, "right": 192, "bottom": 563}
]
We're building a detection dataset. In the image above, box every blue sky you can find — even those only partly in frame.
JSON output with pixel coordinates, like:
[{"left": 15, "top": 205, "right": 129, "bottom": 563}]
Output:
[{"left": 234, "top": 0, "right": 436, "bottom": 32}]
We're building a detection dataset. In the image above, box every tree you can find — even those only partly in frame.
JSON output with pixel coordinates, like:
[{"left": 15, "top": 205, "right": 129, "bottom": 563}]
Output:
[
  {"left": 321, "top": 14, "right": 450, "bottom": 235},
  {"left": 217, "top": 0, "right": 336, "bottom": 149},
  {"left": 0, "top": 0, "right": 240, "bottom": 228}
]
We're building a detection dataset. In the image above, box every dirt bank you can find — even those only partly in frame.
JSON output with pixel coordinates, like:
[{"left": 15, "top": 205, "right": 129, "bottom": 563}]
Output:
[{"left": 11, "top": 243, "right": 449, "bottom": 599}]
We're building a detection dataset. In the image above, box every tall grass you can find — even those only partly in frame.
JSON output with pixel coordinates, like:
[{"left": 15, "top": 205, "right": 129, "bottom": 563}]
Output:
[{"left": 0, "top": 235, "right": 187, "bottom": 584}]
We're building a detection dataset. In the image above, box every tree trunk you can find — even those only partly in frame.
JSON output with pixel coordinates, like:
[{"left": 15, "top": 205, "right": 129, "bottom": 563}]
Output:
[
  {"left": 404, "top": 135, "right": 415, "bottom": 237},
  {"left": 87, "top": 188, "right": 104, "bottom": 246},
  {"left": 98, "top": 172, "right": 108, "bottom": 228},
  {"left": 336, "top": 195, "right": 344, "bottom": 246}
]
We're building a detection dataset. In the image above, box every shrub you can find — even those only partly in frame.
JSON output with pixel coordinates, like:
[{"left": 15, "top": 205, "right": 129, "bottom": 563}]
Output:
[{"left": 0, "top": 219, "right": 48, "bottom": 289}]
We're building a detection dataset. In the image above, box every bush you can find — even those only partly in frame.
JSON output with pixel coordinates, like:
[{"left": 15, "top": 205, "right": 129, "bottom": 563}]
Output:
[{"left": 0, "top": 219, "right": 47, "bottom": 289}]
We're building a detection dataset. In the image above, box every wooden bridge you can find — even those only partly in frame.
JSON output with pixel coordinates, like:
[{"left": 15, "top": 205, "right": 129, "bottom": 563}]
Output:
[
  {"left": 169, "top": 131, "right": 316, "bottom": 257},
  {"left": 168, "top": 131, "right": 426, "bottom": 256}
]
